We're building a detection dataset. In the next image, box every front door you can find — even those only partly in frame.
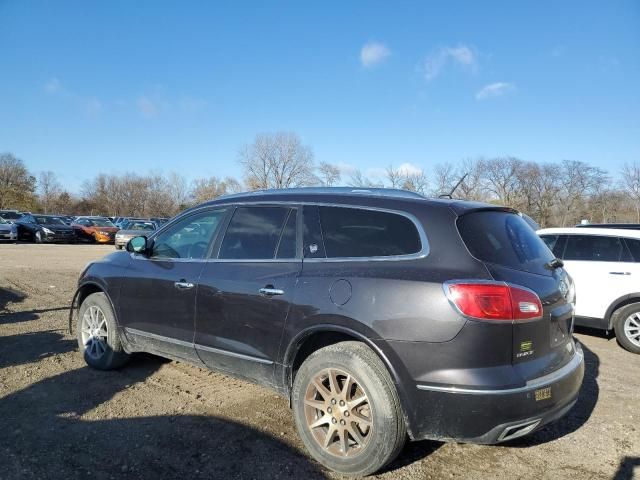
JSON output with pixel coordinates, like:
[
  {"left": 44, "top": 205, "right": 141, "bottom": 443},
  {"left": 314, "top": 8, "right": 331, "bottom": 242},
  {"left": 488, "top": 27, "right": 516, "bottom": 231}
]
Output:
[
  {"left": 118, "top": 208, "right": 229, "bottom": 362},
  {"left": 195, "top": 205, "right": 301, "bottom": 387}
]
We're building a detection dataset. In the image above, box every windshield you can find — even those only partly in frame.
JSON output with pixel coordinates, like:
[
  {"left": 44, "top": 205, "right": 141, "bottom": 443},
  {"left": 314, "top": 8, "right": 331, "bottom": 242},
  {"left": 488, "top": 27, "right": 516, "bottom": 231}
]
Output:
[
  {"left": 35, "top": 216, "right": 67, "bottom": 225},
  {"left": 1, "top": 211, "right": 21, "bottom": 220},
  {"left": 88, "top": 218, "right": 115, "bottom": 227},
  {"left": 0, "top": 217, "right": 8, "bottom": 224},
  {"left": 129, "top": 222, "right": 156, "bottom": 231}
]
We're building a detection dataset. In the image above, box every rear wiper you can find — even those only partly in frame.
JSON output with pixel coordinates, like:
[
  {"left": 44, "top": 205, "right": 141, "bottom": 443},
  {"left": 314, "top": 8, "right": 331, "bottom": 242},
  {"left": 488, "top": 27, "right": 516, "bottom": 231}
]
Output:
[{"left": 545, "top": 258, "right": 564, "bottom": 270}]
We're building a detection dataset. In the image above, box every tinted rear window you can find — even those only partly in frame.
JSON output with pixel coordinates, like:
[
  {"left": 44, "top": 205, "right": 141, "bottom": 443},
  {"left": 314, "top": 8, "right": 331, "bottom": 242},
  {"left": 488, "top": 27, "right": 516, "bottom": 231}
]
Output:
[
  {"left": 318, "top": 206, "right": 421, "bottom": 258},
  {"left": 458, "top": 211, "right": 554, "bottom": 275},
  {"left": 563, "top": 235, "right": 624, "bottom": 262}
]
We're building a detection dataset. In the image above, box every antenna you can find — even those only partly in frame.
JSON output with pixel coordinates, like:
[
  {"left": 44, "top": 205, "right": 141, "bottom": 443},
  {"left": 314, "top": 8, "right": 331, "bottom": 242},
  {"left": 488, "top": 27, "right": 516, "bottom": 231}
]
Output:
[{"left": 438, "top": 172, "right": 468, "bottom": 199}]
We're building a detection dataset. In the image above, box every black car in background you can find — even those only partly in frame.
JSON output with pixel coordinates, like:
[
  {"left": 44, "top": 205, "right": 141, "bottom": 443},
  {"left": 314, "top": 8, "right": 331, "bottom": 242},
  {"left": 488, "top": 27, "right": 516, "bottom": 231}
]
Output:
[
  {"left": 0, "top": 209, "right": 24, "bottom": 222},
  {"left": 16, "top": 214, "right": 77, "bottom": 243},
  {"left": 73, "top": 188, "right": 584, "bottom": 476}
]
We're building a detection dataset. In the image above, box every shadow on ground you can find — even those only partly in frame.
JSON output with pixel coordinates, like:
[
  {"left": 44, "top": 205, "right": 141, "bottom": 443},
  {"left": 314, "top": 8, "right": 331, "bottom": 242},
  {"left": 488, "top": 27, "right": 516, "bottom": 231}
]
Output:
[
  {"left": 0, "top": 355, "right": 327, "bottom": 479},
  {"left": 614, "top": 457, "right": 640, "bottom": 480},
  {"left": 0, "top": 286, "right": 26, "bottom": 312},
  {"left": 0, "top": 329, "right": 76, "bottom": 369}
]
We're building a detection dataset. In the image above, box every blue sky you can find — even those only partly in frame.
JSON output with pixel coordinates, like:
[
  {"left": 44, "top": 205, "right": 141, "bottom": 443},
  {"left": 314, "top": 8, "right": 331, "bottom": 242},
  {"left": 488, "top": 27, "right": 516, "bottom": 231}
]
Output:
[{"left": 1, "top": 1, "right": 638, "bottom": 192}]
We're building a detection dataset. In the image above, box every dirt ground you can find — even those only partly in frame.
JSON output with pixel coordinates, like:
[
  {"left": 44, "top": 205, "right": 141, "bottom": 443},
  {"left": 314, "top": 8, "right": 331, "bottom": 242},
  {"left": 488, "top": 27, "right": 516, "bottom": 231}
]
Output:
[{"left": 0, "top": 244, "right": 638, "bottom": 480}]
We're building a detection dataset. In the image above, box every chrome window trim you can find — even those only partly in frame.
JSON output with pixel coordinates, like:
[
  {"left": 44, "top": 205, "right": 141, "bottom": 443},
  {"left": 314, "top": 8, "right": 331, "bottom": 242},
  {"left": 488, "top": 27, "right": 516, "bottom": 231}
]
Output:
[
  {"left": 417, "top": 343, "right": 583, "bottom": 395},
  {"left": 140, "top": 200, "right": 429, "bottom": 263},
  {"left": 124, "top": 327, "right": 273, "bottom": 365}
]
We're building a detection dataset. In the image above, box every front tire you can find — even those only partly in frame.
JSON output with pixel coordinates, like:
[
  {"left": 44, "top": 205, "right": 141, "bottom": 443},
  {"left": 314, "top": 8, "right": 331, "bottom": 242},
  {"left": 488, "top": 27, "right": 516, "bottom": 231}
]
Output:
[
  {"left": 292, "top": 341, "right": 406, "bottom": 476},
  {"left": 613, "top": 303, "right": 640, "bottom": 354},
  {"left": 77, "top": 292, "right": 130, "bottom": 369}
]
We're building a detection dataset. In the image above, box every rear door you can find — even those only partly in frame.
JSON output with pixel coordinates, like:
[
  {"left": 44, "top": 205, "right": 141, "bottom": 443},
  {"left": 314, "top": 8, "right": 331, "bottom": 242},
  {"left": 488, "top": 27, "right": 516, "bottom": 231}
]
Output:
[
  {"left": 195, "top": 205, "right": 301, "bottom": 387},
  {"left": 458, "top": 211, "right": 575, "bottom": 380},
  {"left": 560, "top": 234, "right": 631, "bottom": 320}
]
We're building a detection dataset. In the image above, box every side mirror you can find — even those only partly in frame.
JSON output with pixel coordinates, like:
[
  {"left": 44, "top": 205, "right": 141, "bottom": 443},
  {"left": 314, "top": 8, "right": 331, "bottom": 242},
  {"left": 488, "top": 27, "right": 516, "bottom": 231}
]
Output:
[{"left": 127, "top": 236, "right": 149, "bottom": 254}]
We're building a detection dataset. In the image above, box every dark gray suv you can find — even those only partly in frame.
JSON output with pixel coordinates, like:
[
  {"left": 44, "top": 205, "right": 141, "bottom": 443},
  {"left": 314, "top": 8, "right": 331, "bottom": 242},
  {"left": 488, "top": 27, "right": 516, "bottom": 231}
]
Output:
[{"left": 72, "top": 188, "right": 584, "bottom": 476}]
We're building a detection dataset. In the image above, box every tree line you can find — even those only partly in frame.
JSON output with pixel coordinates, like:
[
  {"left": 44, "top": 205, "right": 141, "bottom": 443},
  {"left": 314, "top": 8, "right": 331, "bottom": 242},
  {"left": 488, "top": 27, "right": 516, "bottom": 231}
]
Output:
[{"left": 1, "top": 132, "right": 639, "bottom": 227}]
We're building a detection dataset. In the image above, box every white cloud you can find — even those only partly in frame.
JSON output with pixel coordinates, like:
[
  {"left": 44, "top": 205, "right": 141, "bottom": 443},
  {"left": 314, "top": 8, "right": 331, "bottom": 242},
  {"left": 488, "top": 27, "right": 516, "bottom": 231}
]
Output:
[
  {"left": 475, "top": 82, "right": 515, "bottom": 100},
  {"left": 137, "top": 96, "right": 159, "bottom": 118},
  {"left": 396, "top": 162, "right": 423, "bottom": 176},
  {"left": 360, "top": 42, "right": 391, "bottom": 67},
  {"left": 44, "top": 77, "right": 61, "bottom": 94},
  {"left": 422, "top": 45, "right": 477, "bottom": 80}
]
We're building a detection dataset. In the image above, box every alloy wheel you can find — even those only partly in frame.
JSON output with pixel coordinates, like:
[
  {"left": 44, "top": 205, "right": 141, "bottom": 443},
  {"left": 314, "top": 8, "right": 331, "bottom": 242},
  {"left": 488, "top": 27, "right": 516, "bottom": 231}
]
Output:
[
  {"left": 624, "top": 313, "right": 640, "bottom": 347},
  {"left": 303, "top": 368, "right": 373, "bottom": 458},
  {"left": 81, "top": 305, "right": 109, "bottom": 360}
]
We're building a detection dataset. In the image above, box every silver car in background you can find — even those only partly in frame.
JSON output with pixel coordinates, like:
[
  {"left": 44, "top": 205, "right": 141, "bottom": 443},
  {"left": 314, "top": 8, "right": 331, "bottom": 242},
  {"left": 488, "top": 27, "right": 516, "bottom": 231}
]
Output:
[
  {"left": 0, "top": 216, "right": 18, "bottom": 241},
  {"left": 114, "top": 220, "right": 157, "bottom": 249}
]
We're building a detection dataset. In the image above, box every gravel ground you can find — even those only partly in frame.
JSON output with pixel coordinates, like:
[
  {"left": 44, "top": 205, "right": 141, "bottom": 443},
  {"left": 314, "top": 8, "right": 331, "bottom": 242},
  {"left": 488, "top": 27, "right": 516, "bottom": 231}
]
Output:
[{"left": 0, "top": 244, "right": 638, "bottom": 480}]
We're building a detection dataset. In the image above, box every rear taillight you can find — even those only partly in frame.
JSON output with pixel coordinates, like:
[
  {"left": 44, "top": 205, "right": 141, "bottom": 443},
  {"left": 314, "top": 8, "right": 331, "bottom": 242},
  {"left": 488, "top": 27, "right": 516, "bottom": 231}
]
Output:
[{"left": 446, "top": 282, "right": 542, "bottom": 321}]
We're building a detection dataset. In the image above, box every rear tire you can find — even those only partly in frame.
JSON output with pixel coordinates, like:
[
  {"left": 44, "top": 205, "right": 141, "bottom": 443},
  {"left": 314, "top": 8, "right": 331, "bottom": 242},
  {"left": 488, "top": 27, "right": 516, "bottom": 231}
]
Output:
[
  {"left": 77, "top": 292, "right": 130, "bottom": 369},
  {"left": 613, "top": 303, "right": 640, "bottom": 354},
  {"left": 292, "top": 341, "right": 406, "bottom": 476}
]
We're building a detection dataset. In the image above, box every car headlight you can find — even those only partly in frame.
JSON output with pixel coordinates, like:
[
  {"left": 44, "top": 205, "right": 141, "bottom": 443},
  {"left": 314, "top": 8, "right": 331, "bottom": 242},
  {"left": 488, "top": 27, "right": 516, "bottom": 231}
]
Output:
[{"left": 42, "top": 227, "right": 54, "bottom": 235}]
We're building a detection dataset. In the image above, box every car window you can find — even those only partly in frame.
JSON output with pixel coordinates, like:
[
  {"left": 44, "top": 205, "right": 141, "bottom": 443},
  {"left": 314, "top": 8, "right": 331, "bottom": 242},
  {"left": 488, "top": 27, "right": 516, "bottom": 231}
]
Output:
[
  {"left": 218, "top": 206, "right": 292, "bottom": 260},
  {"left": 622, "top": 238, "right": 640, "bottom": 262},
  {"left": 539, "top": 234, "right": 568, "bottom": 258},
  {"left": 276, "top": 210, "right": 297, "bottom": 259},
  {"left": 318, "top": 206, "right": 421, "bottom": 258},
  {"left": 563, "top": 235, "right": 623, "bottom": 262},
  {"left": 151, "top": 209, "right": 226, "bottom": 260},
  {"left": 458, "top": 211, "right": 554, "bottom": 275}
]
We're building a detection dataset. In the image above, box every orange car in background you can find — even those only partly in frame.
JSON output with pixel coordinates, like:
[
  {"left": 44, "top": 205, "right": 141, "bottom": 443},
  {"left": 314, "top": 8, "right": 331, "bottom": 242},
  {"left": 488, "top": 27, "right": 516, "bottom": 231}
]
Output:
[{"left": 72, "top": 216, "right": 119, "bottom": 244}]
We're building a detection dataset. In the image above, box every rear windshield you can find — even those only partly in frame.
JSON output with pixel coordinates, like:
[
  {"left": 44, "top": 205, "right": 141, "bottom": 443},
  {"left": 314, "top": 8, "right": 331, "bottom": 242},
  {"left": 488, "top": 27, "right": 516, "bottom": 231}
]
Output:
[{"left": 458, "top": 211, "right": 554, "bottom": 275}]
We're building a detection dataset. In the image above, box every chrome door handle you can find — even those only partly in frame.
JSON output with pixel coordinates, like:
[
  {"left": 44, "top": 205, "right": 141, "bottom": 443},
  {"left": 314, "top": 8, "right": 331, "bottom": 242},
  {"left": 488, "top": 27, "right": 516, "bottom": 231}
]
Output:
[
  {"left": 609, "top": 272, "right": 631, "bottom": 275},
  {"left": 174, "top": 281, "right": 195, "bottom": 290},
  {"left": 259, "top": 287, "right": 284, "bottom": 296}
]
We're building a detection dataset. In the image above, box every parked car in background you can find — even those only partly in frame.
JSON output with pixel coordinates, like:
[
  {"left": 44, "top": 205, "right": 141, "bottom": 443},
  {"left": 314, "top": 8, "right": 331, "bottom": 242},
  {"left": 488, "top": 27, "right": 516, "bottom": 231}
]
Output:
[
  {"left": 538, "top": 227, "right": 640, "bottom": 354},
  {"left": 73, "top": 188, "right": 584, "bottom": 476},
  {"left": 72, "top": 216, "right": 119, "bottom": 244},
  {"left": 59, "top": 215, "right": 76, "bottom": 225},
  {"left": 119, "top": 217, "right": 151, "bottom": 230},
  {"left": 0, "top": 216, "right": 18, "bottom": 242},
  {"left": 0, "top": 209, "right": 24, "bottom": 223},
  {"left": 114, "top": 220, "right": 158, "bottom": 249},
  {"left": 150, "top": 217, "right": 169, "bottom": 225},
  {"left": 15, "top": 214, "right": 77, "bottom": 243},
  {"left": 576, "top": 223, "right": 640, "bottom": 230}
]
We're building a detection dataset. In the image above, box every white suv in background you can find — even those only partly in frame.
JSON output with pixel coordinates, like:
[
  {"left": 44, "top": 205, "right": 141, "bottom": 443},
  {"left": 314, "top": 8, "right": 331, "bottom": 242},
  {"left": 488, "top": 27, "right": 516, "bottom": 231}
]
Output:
[{"left": 538, "top": 227, "right": 640, "bottom": 354}]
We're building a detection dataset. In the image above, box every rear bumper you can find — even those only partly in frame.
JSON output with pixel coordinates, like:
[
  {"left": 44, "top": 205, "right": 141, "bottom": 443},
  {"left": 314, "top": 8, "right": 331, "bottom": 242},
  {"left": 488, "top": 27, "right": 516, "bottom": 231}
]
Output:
[{"left": 410, "top": 342, "right": 584, "bottom": 443}]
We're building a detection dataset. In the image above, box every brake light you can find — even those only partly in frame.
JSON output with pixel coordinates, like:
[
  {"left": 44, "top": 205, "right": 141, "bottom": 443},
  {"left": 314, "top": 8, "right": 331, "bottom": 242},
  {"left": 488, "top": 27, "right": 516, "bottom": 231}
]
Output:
[{"left": 446, "top": 282, "right": 542, "bottom": 321}]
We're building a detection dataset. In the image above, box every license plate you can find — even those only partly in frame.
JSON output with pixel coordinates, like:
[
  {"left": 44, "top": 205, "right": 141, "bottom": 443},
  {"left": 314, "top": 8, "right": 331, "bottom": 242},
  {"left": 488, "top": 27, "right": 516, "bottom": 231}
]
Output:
[{"left": 535, "top": 387, "right": 552, "bottom": 401}]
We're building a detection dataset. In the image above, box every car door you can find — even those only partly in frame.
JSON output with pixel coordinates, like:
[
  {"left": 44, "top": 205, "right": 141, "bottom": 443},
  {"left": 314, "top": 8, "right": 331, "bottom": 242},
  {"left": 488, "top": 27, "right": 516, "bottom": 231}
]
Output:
[
  {"left": 118, "top": 208, "right": 229, "bottom": 363},
  {"left": 560, "top": 234, "right": 630, "bottom": 320},
  {"left": 195, "top": 205, "right": 301, "bottom": 387}
]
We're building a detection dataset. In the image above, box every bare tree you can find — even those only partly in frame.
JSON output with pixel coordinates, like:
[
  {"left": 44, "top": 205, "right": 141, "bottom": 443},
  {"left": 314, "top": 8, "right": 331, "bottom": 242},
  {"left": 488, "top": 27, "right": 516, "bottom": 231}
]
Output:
[
  {"left": 0, "top": 153, "right": 37, "bottom": 210},
  {"left": 239, "top": 132, "right": 316, "bottom": 190},
  {"left": 556, "top": 160, "right": 607, "bottom": 226},
  {"left": 401, "top": 171, "right": 428, "bottom": 195},
  {"left": 621, "top": 162, "right": 640, "bottom": 222},
  {"left": 318, "top": 162, "right": 341, "bottom": 187},
  {"left": 348, "top": 169, "right": 381, "bottom": 188},
  {"left": 385, "top": 165, "right": 404, "bottom": 189},
  {"left": 190, "top": 176, "right": 242, "bottom": 204},
  {"left": 38, "top": 170, "right": 62, "bottom": 213},
  {"left": 482, "top": 156, "right": 524, "bottom": 207}
]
